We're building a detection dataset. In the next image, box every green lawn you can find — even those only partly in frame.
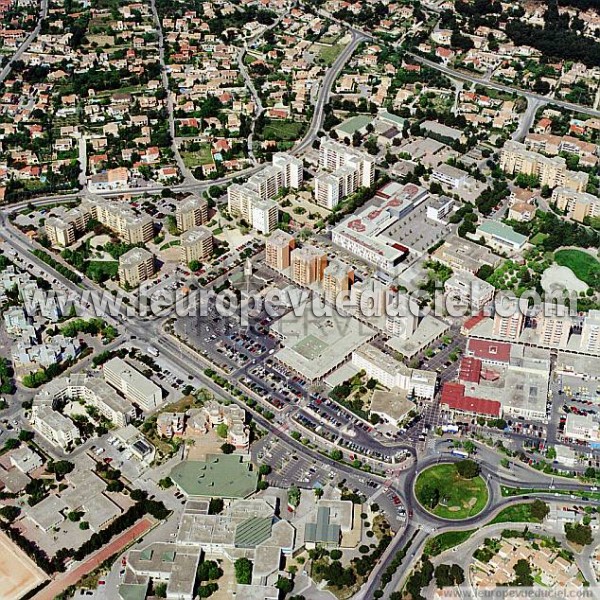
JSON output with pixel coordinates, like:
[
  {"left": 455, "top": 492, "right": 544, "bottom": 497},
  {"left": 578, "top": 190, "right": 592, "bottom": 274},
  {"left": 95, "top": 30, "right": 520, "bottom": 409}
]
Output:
[
  {"left": 262, "top": 121, "right": 305, "bottom": 142},
  {"left": 489, "top": 503, "right": 541, "bottom": 525},
  {"left": 554, "top": 249, "right": 600, "bottom": 291},
  {"left": 181, "top": 145, "right": 214, "bottom": 167},
  {"left": 317, "top": 43, "right": 346, "bottom": 66},
  {"left": 424, "top": 529, "right": 475, "bottom": 556},
  {"left": 415, "top": 463, "right": 489, "bottom": 520},
  {"left": 530, "top": 232, "right": 549, "bottom": 246}
]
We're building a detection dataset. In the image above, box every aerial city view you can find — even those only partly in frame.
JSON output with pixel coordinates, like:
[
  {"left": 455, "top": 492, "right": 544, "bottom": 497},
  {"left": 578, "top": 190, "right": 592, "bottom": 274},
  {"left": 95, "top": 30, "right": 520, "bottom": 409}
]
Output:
[{"left": 0, "top": 0, "right": 600, "bottom": 598}]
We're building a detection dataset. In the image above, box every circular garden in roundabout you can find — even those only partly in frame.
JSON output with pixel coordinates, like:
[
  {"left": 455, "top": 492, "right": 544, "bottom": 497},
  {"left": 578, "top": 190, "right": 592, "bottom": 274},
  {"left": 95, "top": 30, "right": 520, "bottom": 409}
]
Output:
[{"left": 414, "top": 461, "right": 489, "bottom": 520}]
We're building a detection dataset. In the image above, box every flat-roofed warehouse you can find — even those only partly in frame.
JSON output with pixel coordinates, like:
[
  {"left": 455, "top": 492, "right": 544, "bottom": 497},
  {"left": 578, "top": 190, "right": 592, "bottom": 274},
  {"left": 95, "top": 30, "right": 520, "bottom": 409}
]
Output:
[{"left": 270, "top": 299, "right": 377, "bottom": 381}]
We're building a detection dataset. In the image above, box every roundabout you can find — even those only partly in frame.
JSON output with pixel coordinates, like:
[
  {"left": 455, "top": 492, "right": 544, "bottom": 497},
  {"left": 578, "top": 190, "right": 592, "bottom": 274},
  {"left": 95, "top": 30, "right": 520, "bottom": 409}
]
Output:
[{"left": 414, "top": 462, "right": 489, "bottom": 520}]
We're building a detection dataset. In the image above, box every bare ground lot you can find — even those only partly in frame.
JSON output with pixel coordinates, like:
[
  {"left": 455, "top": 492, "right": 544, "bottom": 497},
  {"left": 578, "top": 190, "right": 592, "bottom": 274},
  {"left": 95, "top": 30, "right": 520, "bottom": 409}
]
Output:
[{"left": 0, "top": 531, "right": 47, "bottom": 600}]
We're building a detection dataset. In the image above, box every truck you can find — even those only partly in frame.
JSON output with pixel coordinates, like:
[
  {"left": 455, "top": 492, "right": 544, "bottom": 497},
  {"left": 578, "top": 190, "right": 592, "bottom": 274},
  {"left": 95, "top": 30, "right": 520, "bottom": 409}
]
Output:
[
  {"left": 147, "top": 346, "right": 159, "bottom": 357},
  {"left": 451, "top": 449, "right": 469, "bottom": 459}
]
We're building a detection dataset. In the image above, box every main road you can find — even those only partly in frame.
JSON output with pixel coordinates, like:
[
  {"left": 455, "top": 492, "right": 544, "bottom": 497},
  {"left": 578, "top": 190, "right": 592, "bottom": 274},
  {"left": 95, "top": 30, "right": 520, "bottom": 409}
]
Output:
[{"left": 0, "top": 0, "right": 48, "bottom": 84}]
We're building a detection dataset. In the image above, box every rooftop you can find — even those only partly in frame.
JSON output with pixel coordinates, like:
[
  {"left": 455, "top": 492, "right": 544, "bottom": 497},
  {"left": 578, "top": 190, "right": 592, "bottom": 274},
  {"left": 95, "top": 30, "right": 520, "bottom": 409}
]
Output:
[{"left": 170, "top": 454, "right": 258, "bottom": 498}]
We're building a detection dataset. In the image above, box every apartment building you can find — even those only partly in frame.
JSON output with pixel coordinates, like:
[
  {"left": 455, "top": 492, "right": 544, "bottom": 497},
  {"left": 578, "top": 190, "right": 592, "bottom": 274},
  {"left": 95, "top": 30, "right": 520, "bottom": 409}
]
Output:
[
  {"left": 45, "top": 206, "right": 90, "bottom": 247},
  {"left": 227, "top": 154, "right": 302, "bottom": 233},
  {"left": 118, "top": 248, "right": 155, "bottom": 288},
  {"left": 175, "top": 194, "right": 208, "bottom": 232},
  {"left": 444, "top": 271, "right": 495, "bottom": 311},
  {"left": 179, "top": 227, "right": 213, "bottom": 264},
  {"left": 322, "top": 260, "right": 353, "bottom": 304},
  {"left": 525, "top": 133, "right": 598, "bottom": 164},
  {"left": 500, "top": 140, "right": 588, "bottom": 192},
  {"left": 103, "top": 357, "right": 162, "bottom": 411},
  {"left": 314, "top": 139, "right": 375, "bottom": 209},
  {"left": 82, "top": 198, "right": 154, "bottom": 243},
  {"left": 265, "top": 230, "right": 295, "bottom": 270},
  {"left": 291, "top": 245, "right": 327, "bottom": 285},
  {"left": 552, "top": 187, "right": 600, "bottom": 223},
  {"left": 252, "top": 198, "right": 278, "bottom": 234},
  {"left": 536, "top": 304, "right": 571, "bottom": 348},
  {"left": 492, "top": 299, "right": 525, "bottom": 341},
  {"left": 30, "top": 405, "right": 81, "bottom": 450},
  {"left": 349, "top": 278, "right": 387, "bottom": 316},
  {"left": 580, "top": 310, "right": 600, "bottom": 355}
]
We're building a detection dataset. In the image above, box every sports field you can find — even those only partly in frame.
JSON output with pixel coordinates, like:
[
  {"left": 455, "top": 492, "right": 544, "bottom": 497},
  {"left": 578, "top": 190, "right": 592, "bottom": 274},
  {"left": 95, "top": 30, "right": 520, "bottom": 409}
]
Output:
[{"left": 0, "top": 531, "right": 47, "bottom": 600}]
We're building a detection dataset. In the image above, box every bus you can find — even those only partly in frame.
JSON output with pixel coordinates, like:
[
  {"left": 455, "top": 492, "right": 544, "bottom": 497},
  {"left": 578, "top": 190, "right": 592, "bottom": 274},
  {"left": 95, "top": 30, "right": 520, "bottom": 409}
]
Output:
[
  {"left": 451, "top": 449, "right": 469, "bottom": 459},
  {"left": 147, "top": 346, "right": 160, "bottom": 357}
]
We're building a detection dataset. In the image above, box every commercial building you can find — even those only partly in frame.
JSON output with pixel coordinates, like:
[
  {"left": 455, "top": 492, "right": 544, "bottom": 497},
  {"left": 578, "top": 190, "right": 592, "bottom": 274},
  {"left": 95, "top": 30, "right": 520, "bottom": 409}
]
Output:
[
  {"left": 179, "top": 227, "right": 213, "bottom": 264},
  {"left": 175, "top": 194, "right": 208, "bottom": 232},
  {"left": 431, "top": 164, "right": 468, "bottom": 189},
  {"left": 314, "top": 139, "right": 375, "bottom": 209},
  {"left": 444, "top": 272, "right": 495, "bottom": 311},
  {"left": 475, "top": 220, "right": 528, "bottom": 252},
  {"left": 265, "top": 230, "right": 295, "bottom": 270},
  {"left": 322, "top": 260, "right": 353, "bottom": 304},
  {"left": 82, "top": 198, "right": 154, "bottom": 243},
  {"left": 352, "top": 344, "right": 436, "bottom": 399},
  {"left": 580, "top": 310, "right": 600, "bottom": 355},
  {"left": 44, "top": 206, "right": 90, "bottom": 247},
  {"left": 330, "top": 182, "right": 429, "bottom": 275},
  {"left": 565, "top": 413, "right": 600, "bottom": 445},
  {"left": 432, "top": 234, "right": 500, "bottom": 274},
  {"left": 500, "top": 140, "right": 588, "bottom": 192},
  {"left": 291, "top": 245, "right": 327, "bottom": 285},
  {"left": 426, "top": 195, "right": 454, "bottom": 222},
  {"left": 118, "top": 248, "right": 155, "bottom": 288},
  {"left": 552, "top": 187, "right": 600, "bottom": 223},
  {"left": 103, "top": 357, "right": 162, "bottom": 411}
]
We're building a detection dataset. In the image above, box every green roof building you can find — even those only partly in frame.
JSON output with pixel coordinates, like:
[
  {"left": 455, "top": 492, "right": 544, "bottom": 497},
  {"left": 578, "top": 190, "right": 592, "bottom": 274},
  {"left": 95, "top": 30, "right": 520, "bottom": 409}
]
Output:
[
  {"left": 304, "top": 507, "right": 341, "bottom": 548},
  {"left": 170, "top": 454, "right": 258, "bottom": 498}
]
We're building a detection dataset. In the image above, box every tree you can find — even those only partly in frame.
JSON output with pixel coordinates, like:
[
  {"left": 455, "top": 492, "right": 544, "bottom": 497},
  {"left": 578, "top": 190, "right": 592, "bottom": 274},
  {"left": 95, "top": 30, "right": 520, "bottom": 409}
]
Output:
[
  {"left": 216, "top": 423, "right": 228, "bottom": 438},
  {"left": 258, "top": 464, "right": 271, "bottom": 476},
  {"left": 18, "top": 430, "right": 34, "bottom": 442},
  {"left": 530, "top": 500, "right": 549, "bottom": 521},
  {"left": 434, "top": 564, "right": 453, "bottom": 588},
  {"left": 67, "top": 511, "right": 82, "bottom": 522},
  {"left": 450, "top": 564, "right": 464, "bottom": 585},
  {"left": 513, "top": 559, "right": 533, "bottom": 586},
  {"left": 130, "top": 489, "right": 148, "bottom": 502},
  {"left": 47, "top": 460, "right": 74, "bottom": 476},
  {"left": 565, "top": 523, "right": 593, "bottom": 546},
  {"left": 420, "top": 484, "right": 440, "bottom": 509},
  {"left": 220, "top": 443, "right": 235, "bottom": 454},
  {"left": 330, "top": 449, "right": 343, "bottom": 461},
  {"left": 276, "top": 575, "right": 294, "bottom": 594},
  {"left": 330, "top": 549, "right": 342, "bottom": 560},
  {"left": 3, "top": 438, "right": 20, "bottom": 451},
  {"left": 288, "top": 485, "right": 301, "bottom": 508},
  {"left": 0, "top": 505, "right": 21, "bottom": 522},
  {"left": 158, "top": 477, "right": 173, "bottom": 489},
  {"left": 456, "top": 459, "right": 480, "bottom": 479},
  {"left": 208, "top": 498, "right": 224, "bottom": 515},
  {"left": 234, "top": 558, "right": 253, "bottom": 584},
  {"left": 79, "top": 521, "right": 90, "bottom": 530},
  {"left": 154, "top": 582, "right": 167, "bottom": 598}
]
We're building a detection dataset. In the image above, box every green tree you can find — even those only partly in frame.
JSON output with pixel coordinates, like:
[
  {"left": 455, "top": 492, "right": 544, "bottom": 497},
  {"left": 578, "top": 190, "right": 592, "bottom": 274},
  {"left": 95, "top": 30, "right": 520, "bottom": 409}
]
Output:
[
  {"left": 530, "top": 500, "right": 549, "bottom": 521},
  {"left": 220, "top": 442, "right": 235, "bottom": 454},
  {"left": 456, "top": 460, "right": 480, "bottom": 479},
  {"left": 0, "top": 506, "right": 21, "bottom": 522},
  {"left": 565, "top": 523, "right": 593, "bottom": 546},
  {"left": 216, "top": 423, "right": 228, "bottom": 438},
  {"left": 234, "top": 558, "right": 253, "bottom": 584}
]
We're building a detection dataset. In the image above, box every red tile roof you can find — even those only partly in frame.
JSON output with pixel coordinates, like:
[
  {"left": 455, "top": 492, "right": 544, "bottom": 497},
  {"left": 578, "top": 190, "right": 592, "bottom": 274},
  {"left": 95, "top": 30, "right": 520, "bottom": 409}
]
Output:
[
  {"left": 459, "top": 357, "right": 482, "bottom": 384},
  {"left": 466, "top": 339, "right": 511, "bottom": 364},
  {"left": 440, "top": 382, "right": 501, "bottom": 417}
]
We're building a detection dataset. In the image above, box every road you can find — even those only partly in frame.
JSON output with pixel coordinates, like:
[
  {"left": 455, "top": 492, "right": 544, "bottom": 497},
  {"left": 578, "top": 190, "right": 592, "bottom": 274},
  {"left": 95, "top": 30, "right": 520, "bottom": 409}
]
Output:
[
  {"left": 408, "top": 53, "right": 600, "bottom": 119},
  {"left": 150, "top": 0, "right": 191, "bottom": 183},
  {"left": 0, "top": 0, "right": 48, "bottom": 84}
]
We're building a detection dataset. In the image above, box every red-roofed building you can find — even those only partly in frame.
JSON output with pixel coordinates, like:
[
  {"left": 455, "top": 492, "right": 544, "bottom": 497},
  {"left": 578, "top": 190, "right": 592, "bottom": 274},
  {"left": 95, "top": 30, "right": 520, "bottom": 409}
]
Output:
[
  {"left": 465, "top": 339, "right": 511, "bottom": 366},
  {"left": 458, "top": 357, "right": 481, "bottom": 384},
  {"left": 440, "top": 382, "right": 501, "bottom": 418},
  {"left": 461, "top": 313, "right": 487, "bottom": 335}
]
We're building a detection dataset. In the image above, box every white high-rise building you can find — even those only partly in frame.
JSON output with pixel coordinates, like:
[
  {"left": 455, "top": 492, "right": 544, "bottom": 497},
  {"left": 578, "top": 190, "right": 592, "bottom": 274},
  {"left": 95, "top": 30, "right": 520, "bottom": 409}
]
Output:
[
  {"left": 314, "top": 139, "right": 375, "bottom": 209},
  {"left": 227, "top": 154, "right": 301, "bottom": 232},
  {"left": 581, "top": 310, "right": 600, "bottom": 355}
]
